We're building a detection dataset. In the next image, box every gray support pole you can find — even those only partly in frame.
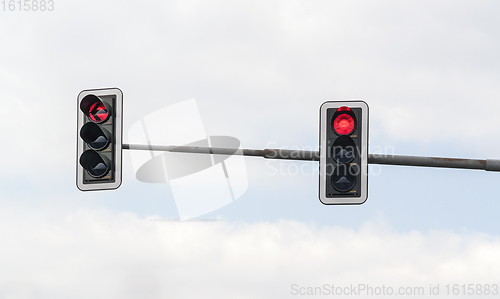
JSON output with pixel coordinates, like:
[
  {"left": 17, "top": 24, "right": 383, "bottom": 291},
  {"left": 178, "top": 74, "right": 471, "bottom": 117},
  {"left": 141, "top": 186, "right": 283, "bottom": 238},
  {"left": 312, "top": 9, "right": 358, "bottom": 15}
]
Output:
[{"left": 122, "top": 144, "right": 500, "bottom": 172}]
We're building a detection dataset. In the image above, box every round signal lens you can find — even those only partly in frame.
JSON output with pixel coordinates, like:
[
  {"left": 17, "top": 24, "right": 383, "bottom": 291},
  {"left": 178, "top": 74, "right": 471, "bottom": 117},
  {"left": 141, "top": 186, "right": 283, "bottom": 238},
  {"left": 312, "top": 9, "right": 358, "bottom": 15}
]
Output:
[
  {"left": 89, "top": 102, "right": 109, "bottom": 123},
  {"left": 88, "top": 161, "right": 109, "bottom": 178},
  {"left": 79, "top": 150, "right": 110, "bottom": 178},
  {"left": 89, "top": 136, "right": 108, "bottom": 150},
  {"left": 80, "top": 123, "right": 110, "bottom": 151},
  {"left": 333, "top": 113, "right": 355, "bottom": 135},
  {"left": 331, "top": 165, "right": 357, "bottom": 192},
  {"left": 332, "top": 135, "right": 356, "bottom": 163}
]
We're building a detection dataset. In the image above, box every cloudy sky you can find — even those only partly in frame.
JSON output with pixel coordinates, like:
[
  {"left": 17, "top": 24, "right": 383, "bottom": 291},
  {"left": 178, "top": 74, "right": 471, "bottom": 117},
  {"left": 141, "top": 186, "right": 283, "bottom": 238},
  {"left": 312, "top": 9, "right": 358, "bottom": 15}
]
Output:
[{"left": 1, "top": 0, "right": 500, "bottom": 298}]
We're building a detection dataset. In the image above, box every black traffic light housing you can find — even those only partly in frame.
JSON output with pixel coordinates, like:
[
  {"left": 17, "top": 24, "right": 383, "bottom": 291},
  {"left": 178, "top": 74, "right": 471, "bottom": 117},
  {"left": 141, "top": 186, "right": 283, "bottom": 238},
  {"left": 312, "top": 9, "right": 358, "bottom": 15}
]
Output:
[
  {"left": 77, "top": 88, "right": 123, "bottom": 191},
  {"left": 319, "top": 101, "right": 369, "bottom": 204}
]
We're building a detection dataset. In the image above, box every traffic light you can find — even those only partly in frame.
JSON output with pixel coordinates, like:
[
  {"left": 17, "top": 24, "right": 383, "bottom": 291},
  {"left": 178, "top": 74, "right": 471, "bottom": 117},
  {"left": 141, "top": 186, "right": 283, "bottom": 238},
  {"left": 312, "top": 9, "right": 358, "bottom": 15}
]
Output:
[
  {"left": 77, "top": 88, "right": 123, "bottom": 191},
  {"left": 319, "top": 101, "right": 369, "bottom": 204}
]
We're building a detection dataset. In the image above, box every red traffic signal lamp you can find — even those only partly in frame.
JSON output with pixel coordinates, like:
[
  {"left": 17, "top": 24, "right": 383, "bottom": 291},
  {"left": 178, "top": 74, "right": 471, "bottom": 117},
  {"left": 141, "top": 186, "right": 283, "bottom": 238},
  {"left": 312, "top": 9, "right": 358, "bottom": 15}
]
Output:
[
  {"left": 77, "top": 88, "right": 123, "bottom": 191},
  {"left": 319, "top": 101, "right": 369, "bottom": 204}
]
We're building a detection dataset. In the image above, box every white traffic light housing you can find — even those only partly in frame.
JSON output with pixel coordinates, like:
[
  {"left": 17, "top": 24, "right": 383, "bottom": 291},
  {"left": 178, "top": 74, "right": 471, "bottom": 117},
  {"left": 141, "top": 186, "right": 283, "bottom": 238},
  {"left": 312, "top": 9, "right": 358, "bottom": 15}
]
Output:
[
  {"left": 77, "top": 88, "right": 123, "bottom": 191},
  {"left": 319, "top": 101, "right": 369, "bottom": 204}
]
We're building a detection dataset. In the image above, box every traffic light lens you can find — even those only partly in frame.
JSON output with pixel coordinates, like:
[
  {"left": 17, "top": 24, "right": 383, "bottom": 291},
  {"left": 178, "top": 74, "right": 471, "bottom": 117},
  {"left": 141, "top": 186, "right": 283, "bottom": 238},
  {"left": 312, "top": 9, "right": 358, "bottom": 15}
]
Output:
[
  {"left": 331, "top": 165, "right": 357, "bottom": 192},
  {"left": 80, "top": 122, "right": 110, "bottom": 150},
  {"left": 89, "top": 102, "right": 109, "bottom": 123},
  {"left": 334, "top": 176, "right": 354, "bottom": 191},
  {"left": 90, "top": 136, "right": 108, "bottom": 150},
  {"left": 89, "top": 162, "right": 108, "bottom": 177},
  {"left": 79, "top": 150, "right": 110, "bottom": 178},
  {"left": 333, "top": 114, "right": 355, "bottom": 135},
  {"left": 80, "top": 94, "right": 110, "bottom": 123},
  {"left": 332, "top": 135, "right": 356, "bottom": 163}
]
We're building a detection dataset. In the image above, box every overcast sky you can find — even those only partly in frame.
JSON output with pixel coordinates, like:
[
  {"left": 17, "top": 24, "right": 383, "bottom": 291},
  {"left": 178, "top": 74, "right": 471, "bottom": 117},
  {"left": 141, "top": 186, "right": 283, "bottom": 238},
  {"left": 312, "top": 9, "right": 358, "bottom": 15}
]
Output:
[{"left": 1, "top": 0, "right": 500, "bottom": 298}]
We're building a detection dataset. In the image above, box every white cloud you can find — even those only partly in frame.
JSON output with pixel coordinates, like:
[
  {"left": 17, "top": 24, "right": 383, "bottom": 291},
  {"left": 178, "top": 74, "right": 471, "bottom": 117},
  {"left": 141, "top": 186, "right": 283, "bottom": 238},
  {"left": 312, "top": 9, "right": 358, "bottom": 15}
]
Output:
[
  {"left": 0, "top": 207, "right": 498, "bottom": 299},
  {"left": 1, "top": 4, "right": 500, "bottom": 296}
]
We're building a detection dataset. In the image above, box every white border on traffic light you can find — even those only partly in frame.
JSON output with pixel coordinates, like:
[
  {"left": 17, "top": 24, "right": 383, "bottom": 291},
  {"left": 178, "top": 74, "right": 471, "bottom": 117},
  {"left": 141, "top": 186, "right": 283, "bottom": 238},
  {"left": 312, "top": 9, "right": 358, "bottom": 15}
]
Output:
[
  {"left": 76, "top": 88, "right": 123, "bottom": 191},
  {"left": 319, "top": 100, "right": 369, "bottom": 204}
]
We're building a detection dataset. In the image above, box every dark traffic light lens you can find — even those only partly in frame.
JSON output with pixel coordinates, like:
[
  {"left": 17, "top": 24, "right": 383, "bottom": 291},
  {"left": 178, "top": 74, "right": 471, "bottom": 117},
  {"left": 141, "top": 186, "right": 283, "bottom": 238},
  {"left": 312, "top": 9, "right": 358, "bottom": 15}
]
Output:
[
  {"left": 79, "top": 150, "right": 110, "bottom": 178},
  {"left": 89, "top": 161, "right": 108, "bottom": 177},
  {"left": 333, "top": 113, "right": 355, "bottom": 135},
  {"left": 331, "top": 165, "right": 357, "bottom": 192},
  {"left": 90, "top": 136, "right": 107, "bottom": 149},
  {"left": 332, "top": 135, "right": 356, "bottom": 163},
  {"left": 80, "top": 123, "right": 110, "bottom": 150}
]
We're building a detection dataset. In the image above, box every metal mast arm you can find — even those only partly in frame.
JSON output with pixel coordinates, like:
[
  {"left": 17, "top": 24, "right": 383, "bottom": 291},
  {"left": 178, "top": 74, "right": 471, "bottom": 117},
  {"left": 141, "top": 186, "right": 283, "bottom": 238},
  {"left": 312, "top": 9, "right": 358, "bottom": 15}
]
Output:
[{"left": 122, "top": 144, "right": 500, "bottom": 172}]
